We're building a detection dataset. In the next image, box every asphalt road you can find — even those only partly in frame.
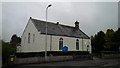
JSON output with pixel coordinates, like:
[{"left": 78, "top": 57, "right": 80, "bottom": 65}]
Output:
[{"left": 6, "top": 57, "right": 120, "bottom": 68}]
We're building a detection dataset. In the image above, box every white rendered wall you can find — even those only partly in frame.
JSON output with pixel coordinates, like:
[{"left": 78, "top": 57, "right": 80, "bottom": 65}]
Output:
[
  {"left": 18, "top": 19, "right": 46, "bottom": 52},
  {"left": 47, "top": 35, "right": 91, "bottom": 53}
]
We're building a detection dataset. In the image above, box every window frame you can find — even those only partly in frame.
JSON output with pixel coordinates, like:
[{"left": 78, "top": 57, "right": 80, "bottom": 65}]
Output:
[
  {"left": 33, "top": 34, "right": 35, "bottom": 43},
  {"left": 59, "top": 38, "right": 63, "bottom": 50},
  {"left": 28, "top": 33, "right": 30, "bottom": 43},
  {"left": 76, "top": 39, "right": 79, "bottom": 50}
]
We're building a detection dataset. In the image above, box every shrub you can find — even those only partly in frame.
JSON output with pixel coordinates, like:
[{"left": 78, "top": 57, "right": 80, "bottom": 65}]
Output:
[{"left": 2, "top": 41, "right": 16, "bottom": 67}]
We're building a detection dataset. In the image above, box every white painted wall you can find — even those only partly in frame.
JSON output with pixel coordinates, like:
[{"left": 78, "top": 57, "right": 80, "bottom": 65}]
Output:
[
  {"left": 18, "top": 19, "right": 91, "bottom": 53},
  {"left": 18, "top": 19, "right": 46, "bottom": 52},
  {"left": 46, "top": 35, "right": 91, "bottom": 53}
]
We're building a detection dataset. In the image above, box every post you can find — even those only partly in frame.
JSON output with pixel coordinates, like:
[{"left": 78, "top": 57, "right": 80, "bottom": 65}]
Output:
[{"left": 45, "top": 4, "right": 52, "bottom": 60}]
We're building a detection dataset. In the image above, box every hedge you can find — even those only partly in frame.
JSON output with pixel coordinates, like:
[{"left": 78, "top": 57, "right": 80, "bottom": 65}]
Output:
[{"left": 15, "top": 51, "right": 90, "bottom": 58}]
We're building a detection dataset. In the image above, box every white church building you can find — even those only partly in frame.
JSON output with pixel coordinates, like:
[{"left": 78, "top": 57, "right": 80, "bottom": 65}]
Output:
[{"left": 17, "top": 17, "right": 91, "bottom": 53}]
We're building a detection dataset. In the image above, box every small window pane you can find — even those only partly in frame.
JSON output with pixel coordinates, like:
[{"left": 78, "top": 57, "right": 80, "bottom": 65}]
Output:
[
  {"left": 76, "top": 39, "right": 79, "bottom": 50},
  {"left": 28, "top": 33, "right": 30, "bottom": 43},
  {"left": 59, "top": 38, "right": 63, "bottom": 50}
]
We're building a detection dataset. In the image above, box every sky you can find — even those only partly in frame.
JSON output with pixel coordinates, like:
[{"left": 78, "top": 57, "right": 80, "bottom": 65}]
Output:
[
  {"left": 2, "top": 2, "right": 118, "bottom": 42},
  {"left": 118, "top": 1, "right": 120, "bottom": 28}
]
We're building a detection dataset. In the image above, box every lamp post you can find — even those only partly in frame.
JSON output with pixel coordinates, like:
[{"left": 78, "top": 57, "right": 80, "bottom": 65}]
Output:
[{"left": 45, "top": 4, "right": 52, "bottom": 60}]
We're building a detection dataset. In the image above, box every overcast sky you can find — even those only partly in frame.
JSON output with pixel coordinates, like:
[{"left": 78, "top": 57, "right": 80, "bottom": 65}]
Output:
[
  {"left": 2, "top": 2, "right": 118, "bottom": 42},
  {"left": 118, "top": 1, "right": 120, "bottom": 28}
]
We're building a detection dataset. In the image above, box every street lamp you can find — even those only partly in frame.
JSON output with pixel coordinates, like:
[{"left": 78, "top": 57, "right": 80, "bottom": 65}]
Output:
[{"left": 45, "top": 4, "right": 52, "bottom": 60}]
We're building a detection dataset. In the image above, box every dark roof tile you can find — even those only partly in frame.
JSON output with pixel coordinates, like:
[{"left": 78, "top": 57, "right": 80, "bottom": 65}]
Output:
[{"left": 31, "top": 18, "right": 90, "bottom": 39}]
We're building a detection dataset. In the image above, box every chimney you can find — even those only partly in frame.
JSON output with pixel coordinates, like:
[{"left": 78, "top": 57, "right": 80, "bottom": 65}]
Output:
[
  {"left": 30, "top": 17, "right": 32, "bottom": 19},
  {"left": 57, "top": 22, "right": 59, "bottom": 25},
  {"left": 75, "top": 21, "right": 79, "bottom": 29}
]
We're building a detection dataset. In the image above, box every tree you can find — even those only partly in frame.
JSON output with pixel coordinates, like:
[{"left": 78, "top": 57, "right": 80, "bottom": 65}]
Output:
[
  {"left": 2, "top": 40, "right": 16, "bottom": 67},
  {"left": 92, "top": 28, "right": 120, "bottom": 53},
  {"left": 91, "top": 31, "right": 105, "bottom": 53},
  {"left": 2, "top": 34, "right": 21, "bottom": 67},
  {"left": 104, "top": 29, "right": 115, "bottom": 51},
  {"left": 10, "top": 34, "right": 21, "bottom": 48},
  {"left": 111, "top": 28, "right": 120, "bottom": 51}
]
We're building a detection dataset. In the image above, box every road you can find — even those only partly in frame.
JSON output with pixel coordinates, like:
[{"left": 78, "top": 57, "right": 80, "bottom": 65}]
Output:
[{"left": 7, "top": 57, "right": 120, "bottom": 68}]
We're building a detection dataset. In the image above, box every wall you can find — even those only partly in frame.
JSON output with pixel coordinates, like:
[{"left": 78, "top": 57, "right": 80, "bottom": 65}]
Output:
[
  {"left": 14, "top": 56, "right": 73, "bottom": 64},
  {"left": 18, "top": 19, "right": 46, "bottom": 52},
  {"left": 47, "top": 35, "right": 91, "bottom": 53},
  {"left": 14, "top": 55, "right": 92, "bottom": 64}
]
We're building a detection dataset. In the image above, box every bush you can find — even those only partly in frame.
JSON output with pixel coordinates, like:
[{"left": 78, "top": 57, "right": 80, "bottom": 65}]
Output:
[
  {"left": 16, "top": 51, "right": 90, "bottom": 58},
  {"left": 2, "top": 41, "right": 16, "bottom": 67},
  {"left": 47, "top": 51, "right": 89, "bottom": 56}
]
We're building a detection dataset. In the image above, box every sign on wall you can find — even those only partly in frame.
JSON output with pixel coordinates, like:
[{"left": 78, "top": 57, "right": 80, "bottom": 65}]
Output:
[{"left": 62, "top": 46, "right": 68, "bottom": 51}]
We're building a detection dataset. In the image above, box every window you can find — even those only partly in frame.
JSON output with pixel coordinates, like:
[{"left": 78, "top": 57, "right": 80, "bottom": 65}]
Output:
[
  {"left": 87, "top": 45, "right": 89, "bottom": 51},
  {"left": 59, "top": 38, "right": 63, "bottom": 50},
  {"left": 28, "top": 33, "right": 30, "bottom": 43},
  {"left": 76, "top": 39, "right": 79, "bottom": 50},
  {"left": 33, "top": 34, "right": 35, "bottom": 43}
]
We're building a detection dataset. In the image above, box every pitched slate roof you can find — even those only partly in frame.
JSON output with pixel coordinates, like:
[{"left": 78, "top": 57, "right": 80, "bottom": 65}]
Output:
[{"left": 31, "top": 17, "right": 90, "bottom": 39}]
